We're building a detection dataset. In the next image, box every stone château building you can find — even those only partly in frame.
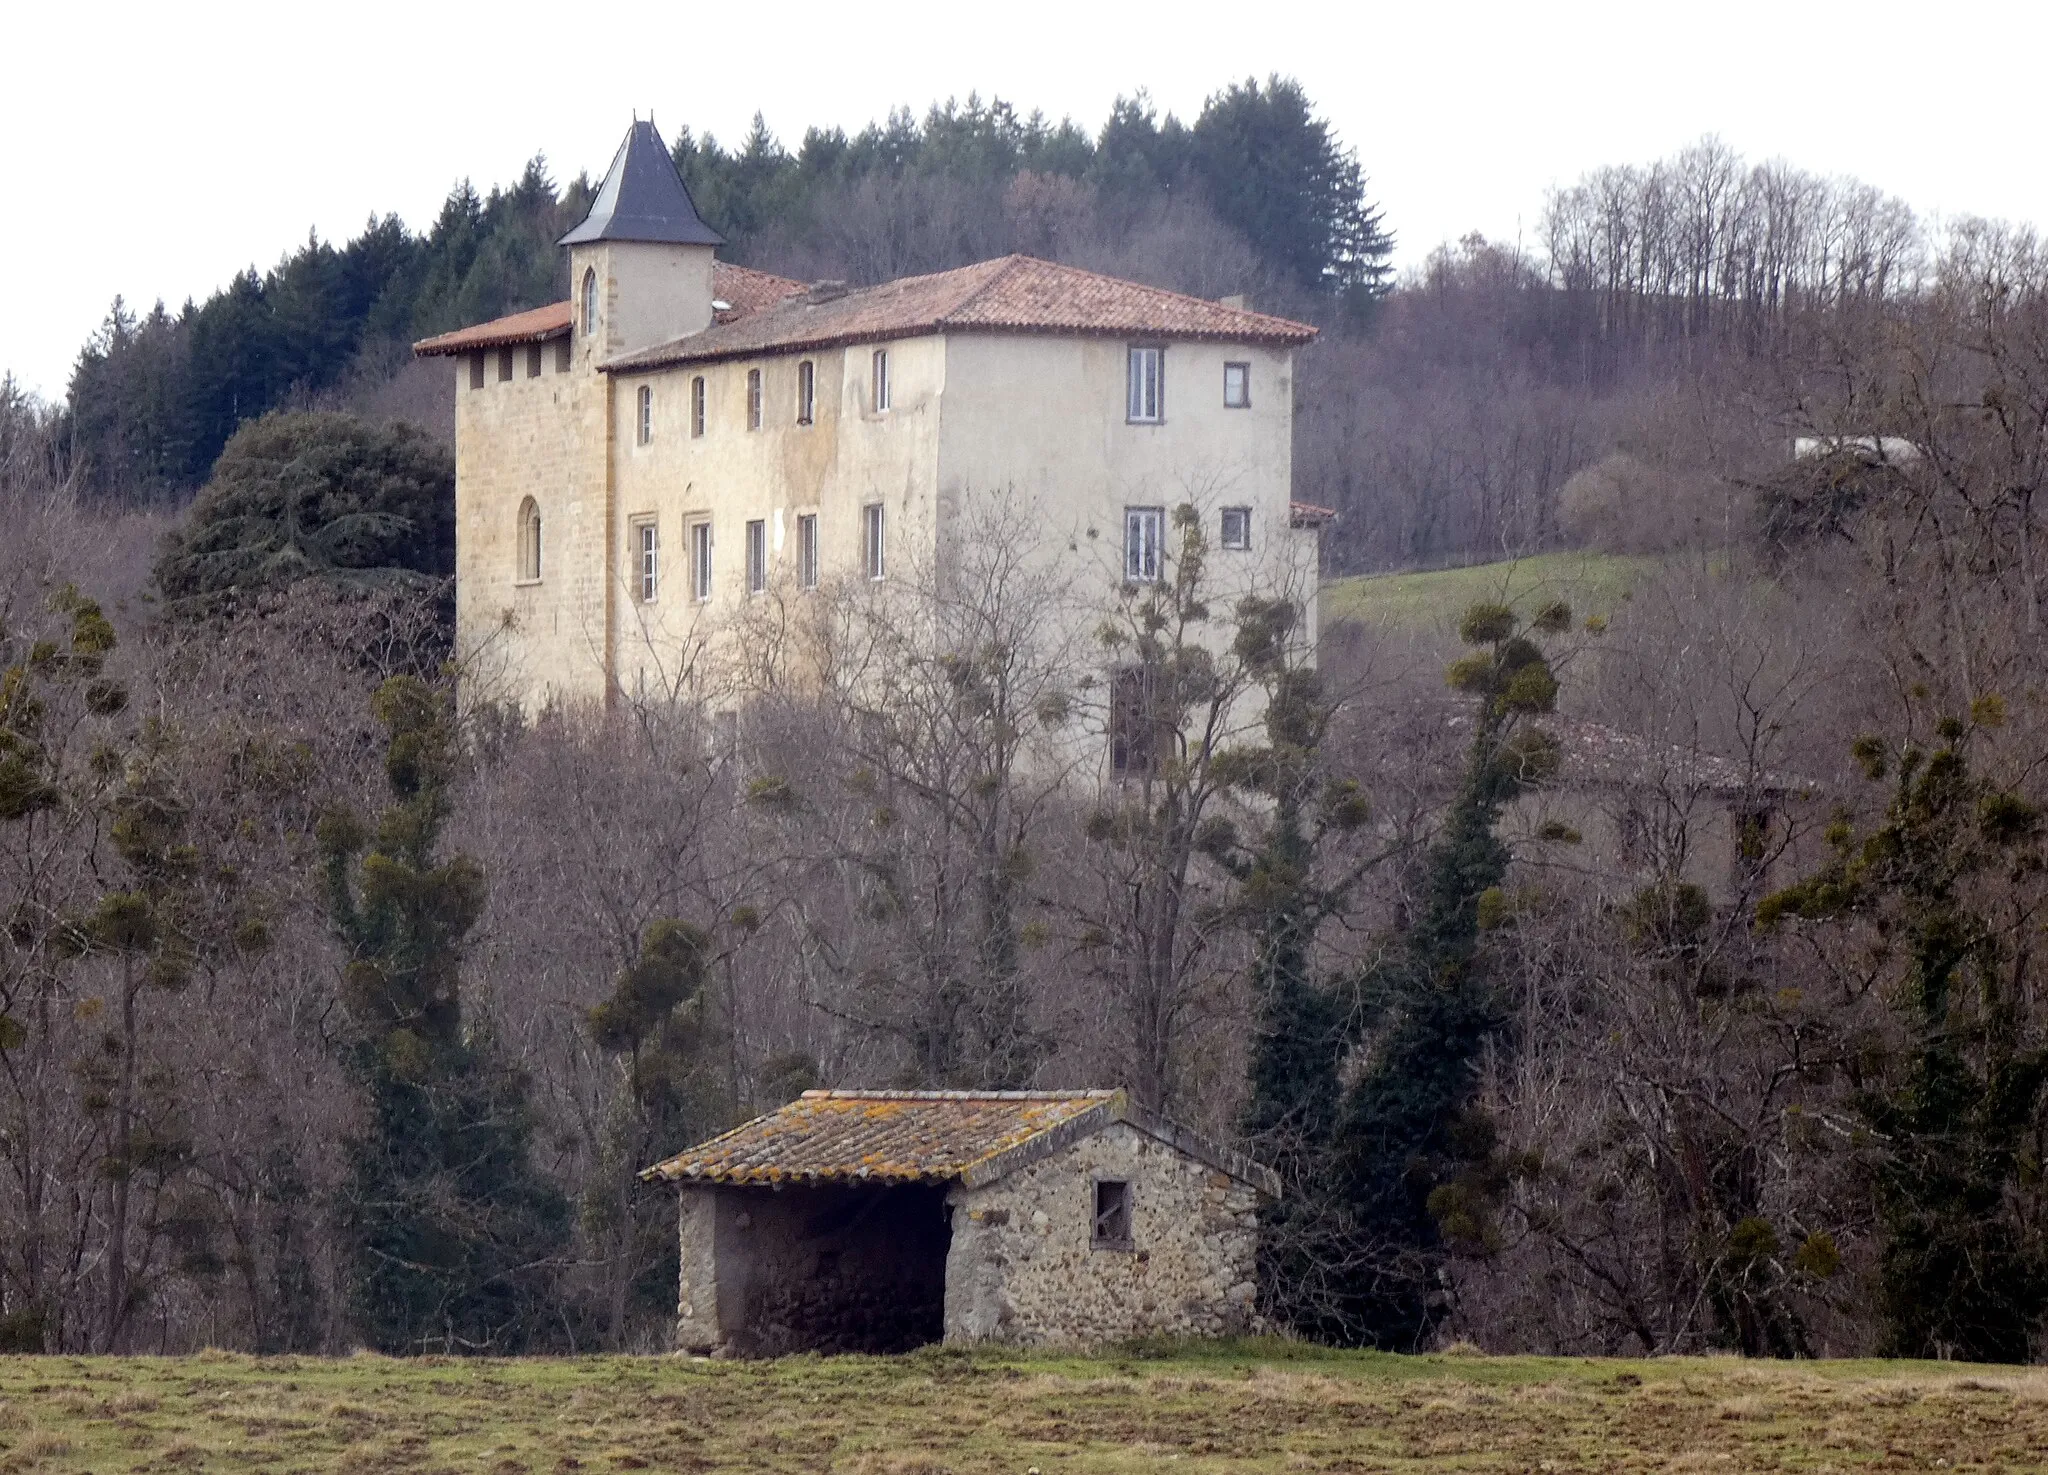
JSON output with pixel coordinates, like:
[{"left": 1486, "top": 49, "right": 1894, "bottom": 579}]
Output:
[
  {"left": 641, "top": 1089, "right": 1278, "bottom": 1354},
  {"left": 415, "top": 121, "right": 1323, "bottom": 761}
]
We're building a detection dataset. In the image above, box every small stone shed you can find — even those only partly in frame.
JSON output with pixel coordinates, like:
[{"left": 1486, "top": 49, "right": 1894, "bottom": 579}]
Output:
[{"left": 639, "top": 1088, "right": 1279, "bottom": 1355}]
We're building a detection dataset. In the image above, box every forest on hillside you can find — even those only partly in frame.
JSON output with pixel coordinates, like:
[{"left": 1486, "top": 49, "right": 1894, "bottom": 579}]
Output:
[{"left": 8, "top": 81, "right": 2048, "bottom": 1364}]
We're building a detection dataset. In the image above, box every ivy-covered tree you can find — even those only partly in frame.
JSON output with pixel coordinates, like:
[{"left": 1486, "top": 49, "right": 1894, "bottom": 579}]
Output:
[
  {"left": 1324, "top": 600, "right": 1567, "bottom": 1347},
  {"left": 1758, "top": 701, "right": 2048, "bottom": 1362},
  {"left": 320, "top": 676, "right": 567, "bottom": 1353}
]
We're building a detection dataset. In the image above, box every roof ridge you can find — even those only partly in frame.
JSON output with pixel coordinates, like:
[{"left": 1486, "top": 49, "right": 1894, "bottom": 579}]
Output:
[{"left": 974, "top": 253, "right": 1314, "bottom": 333}]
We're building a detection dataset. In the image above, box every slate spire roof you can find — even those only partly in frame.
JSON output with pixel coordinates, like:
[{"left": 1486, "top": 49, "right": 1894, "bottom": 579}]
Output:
[{"left": 559, "top": 119, "right": 723, "bottom": 248}]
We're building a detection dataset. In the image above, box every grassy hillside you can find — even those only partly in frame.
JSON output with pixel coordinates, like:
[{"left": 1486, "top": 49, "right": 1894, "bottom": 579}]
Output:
[
  {"left": 1322, "top": 552, "right": 1660, "bottom": 634},
  {"left": 1, "top": 1345, "right": 2044, "bottom": 1473}
]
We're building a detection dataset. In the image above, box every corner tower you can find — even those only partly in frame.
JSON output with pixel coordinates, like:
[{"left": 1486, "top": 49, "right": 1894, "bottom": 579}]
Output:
[{"left": 561, "top": 120, "right": 723, "bottom": 364}]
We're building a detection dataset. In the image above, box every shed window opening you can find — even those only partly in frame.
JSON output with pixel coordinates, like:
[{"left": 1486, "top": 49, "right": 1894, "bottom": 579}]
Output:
[
  {"left": 690, "top": 520, "right": 713, "bottom": 602},
  {"left": 1092, "top": 1179, "right": 1133, "bottom": 1247},
  {"left": 862, "top": 502, "right": 886, "bottom": 581},
  {"left": 1127, "top": 346, "right": 1163, "bottom": 423},
  {"left": 582, "top": 268, "right": 598, "bottom": 336},
  {"left": 690, "top": 375, "right": 707, "bottom": 437},
  {"left": 1223, "top": 361, "right": 1250, "bottom": 408},
  {"left": 468, "top": 353, "right": 484, "bottom": 391},
  {"left": 1124, "top": 506, "right": 1164, "bottom": 583},
  {"left": 796, "top": 360, "right": 816, "bottom": 425},
  {"left": 527, "top": 342, "right": 543, "bottom": 378},
  {"left": 797, "top": 513, "right": 819, "bottom": 590},
  {"left": 517, "top": 498, "right": 542, "bottom": 583},
  {"left": 635, "top": 521, "right": 659, "bottom": 601},
  {"left": 746, "top": 518, "right": 767, "bottom": 594},
  {"left": 872, "top": 349, "right": 891, "bottom": 412},
  {"left": 1220, "top": 506, "right": 1252, "bottom": 550},
  {"left": 747, "top": 369, "right": 763, "bottom": 430},
  {"left": 636, "top": 385, "right": 653, "bottom": 445}
]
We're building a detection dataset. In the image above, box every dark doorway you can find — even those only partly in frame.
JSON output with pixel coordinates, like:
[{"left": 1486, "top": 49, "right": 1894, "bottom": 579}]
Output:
[{"left": 733, "top": 1183, "right": 951, "bottom": 1355}]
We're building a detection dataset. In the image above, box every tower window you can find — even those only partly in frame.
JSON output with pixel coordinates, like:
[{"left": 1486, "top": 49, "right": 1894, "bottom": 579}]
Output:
[
  {"left": 582, "top": 268, "right": 598, "bottom": 336},
  {"left": 747, "top": 369, "right": 762, "bottom": 430},
  {"left": 517, "top": 497, "right": 542, "bottom": 583},
  {"left": 634, "top": 519, "right": 658, "bottom": 601},
  {"left": 689, "top": 519, "right": 713, "bottom": 602},
  {"left": 637, "top": 384, "right": 653, "bottom": 445},
  {"left": 1124, "top": 506, "right": 1164, "bottom": 582},
  {"left": 1127, "top": 346, "right": 1163, "bottom": 422},
  {"left": 1092, "top": 1180, "right": 1133, "bottom": 1248},
  {"left": 746, "top": 519, "right": 767, "bottom": 594},
  {"left": 872, "top": 349, "right": 891, "bottom": 412},
  {"left": 862, "top": 502, "right": 885, "bottom": 581},
  {"left": 796, "top": 360, "right": 815, "bottom": 425},
  {"left": 691, "top": 376, "right": 706, "bottom": 437},
  {"left": 797, "top": 513, "right": 819, "bottom": 590},
  {"left": 1224, "top": 361, "right": 1250, "bottom": 408}
]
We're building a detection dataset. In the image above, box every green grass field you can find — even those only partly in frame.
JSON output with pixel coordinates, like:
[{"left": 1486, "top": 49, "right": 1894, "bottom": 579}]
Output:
[
  {"left": 2, "top": 1344, "right": 2044, "bottom": 1473},
  {"left": 1321, "top": 553, "right": 1661, "bottom": 634}
]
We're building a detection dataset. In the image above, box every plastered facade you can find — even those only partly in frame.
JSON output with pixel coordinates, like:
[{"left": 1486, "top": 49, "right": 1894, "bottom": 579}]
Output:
[{"left": 449, "top": 248, "right": 1316, "bottom": 719}]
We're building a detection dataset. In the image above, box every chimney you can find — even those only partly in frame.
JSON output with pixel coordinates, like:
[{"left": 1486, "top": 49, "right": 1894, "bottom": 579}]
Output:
[
  {"left": 1218, "top": 293, "right": 1251, "bottom": 312},
  {"left": 806, "top": 280, "right": 850, "bottom": 305}
]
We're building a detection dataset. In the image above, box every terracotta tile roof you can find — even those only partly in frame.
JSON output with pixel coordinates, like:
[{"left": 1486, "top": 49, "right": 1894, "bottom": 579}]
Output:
[
  {"left": 605, "top": 254, "right": 1318, "bottom": 372},
  {"left": 1290, "top": 500, "right": 1339, "bottom": 527},
  {"left": 412, "top": 263, "right": 805, "bottom": 357},
  {"left": 640, "top": 1088, "right": 1279, "bottom": 1195}
]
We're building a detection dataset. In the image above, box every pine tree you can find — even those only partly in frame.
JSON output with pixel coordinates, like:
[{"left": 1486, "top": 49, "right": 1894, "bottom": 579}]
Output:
[{"left": 321, "top": 676, "right": 567, "bottom": 1353}]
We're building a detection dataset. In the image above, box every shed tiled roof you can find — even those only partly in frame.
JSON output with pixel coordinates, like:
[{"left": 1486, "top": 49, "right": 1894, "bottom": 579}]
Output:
[
  {"left": 412, "top": 263, "right": 805, "bottom": 357},
  {"left": 641, "top": 1088, "right": 1279, "bottom": 1196},
  {"left": 605, "top": 254, "right": 1318, "bottom": 372}
]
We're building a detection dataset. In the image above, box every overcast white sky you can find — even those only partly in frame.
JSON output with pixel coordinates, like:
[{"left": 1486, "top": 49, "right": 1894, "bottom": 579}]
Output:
[{"left": 5, "top": 0, "right": 2042, "bottom": 398}]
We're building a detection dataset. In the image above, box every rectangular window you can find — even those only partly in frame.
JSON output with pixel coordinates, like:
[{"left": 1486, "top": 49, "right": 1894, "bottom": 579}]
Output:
[
  {"left": 1224, "top": 361, "right": 1250, "bottom": 408},
  {"left": 1092, "top": 1179, "right": 1133, "bottom": 1248},
  {"left": 633, "top": 520, "right": 659, "bottom": 601},
  {"left": 526, "top": 343, "right": 543, "bottom": 378},
  {"left": 498, "top": 347, "right": 514, "bottom": 383},
  {"left": 746, "top": 518, "right": 767, "bottom": 594},
  {"left": 636, "top": 384, "right": 653, "bottom": 445},
  {"left": 796, "top": 360, "right": 815, "bottom": 425},
  {"left": 872, "top": 349, "right": 891, "bottom": 412},
  {"left": 862, "top": 502, "right": 885, "bottom": 581},
  {"left": 747, "top": 368, "right": 762, "bottom": 430},
  {"left": 1109, "top": 669, "right": 1158, "bottom": 779},
  {"left": 555, "top": 337, "right": 572, "bottom": 373},
  {"left": 1127, "top": 346, "right": 1163, "bottom": 422},
  {"left": 469, "top": 353, "right": 485, "bottom": 390},
  {"left": 689, "top": 520, "right": 712, "bottom": 602},
  {"left": 797, "top": 513, "right": 819, "bottom": 590},
  {"left": 1220, "top": 506, "right": 1252, "bottom": 550},
  {"left": 1124, "top": 506, "right": 1164, "bottom": 582},
  {"left": 691, "top": 375, "right": 707, "bottom": 437}
]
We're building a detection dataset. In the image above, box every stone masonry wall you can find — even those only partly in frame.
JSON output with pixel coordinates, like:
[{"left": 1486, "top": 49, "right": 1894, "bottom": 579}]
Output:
[{"left": 943, "top": 1122, "right": 1262, "bottom": 1346}]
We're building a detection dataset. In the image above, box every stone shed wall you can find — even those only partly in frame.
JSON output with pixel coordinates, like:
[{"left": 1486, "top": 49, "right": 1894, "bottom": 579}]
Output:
[{"left": 942, "top": 1121, "right": 1262, "bottom": 1346}]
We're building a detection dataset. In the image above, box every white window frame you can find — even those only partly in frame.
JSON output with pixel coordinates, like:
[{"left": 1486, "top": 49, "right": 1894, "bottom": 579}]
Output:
[
  {"left": 1127, "top": 345, "right": 1163, "bottom": 423},
  {"left": 691, "top": 375, "right": 706, "bottom": 437},
  {"left": 1220, "top": 506, "right": 1252, "bottom": 551},
  {"left": 1223, "top": 361, "right": 1250, "bottom": 409},
  {"left": 872, "top": 348, "right": 891, "bottom": 412},
  {"left": 745, "top": 518, "right": 767, "bottom": 594},
  {"left": 797, "top": 512, "right": 819, "bottom": 591},
  {"left": 689, "top": 519, "right": 713, "bottom": 603},
  {"left": 1124, "top": 506, "right": 1164, "bottom": 582},
  {"left": 636, "top": 384, "right": 652, "bottom": 445},
  {"left": 633, "top": 519, "right": 659, "bottom": 601},
  {"left": 862, "top": 502, "right": 886, "bottom": 581},
  {"left": 746, "top": 368, "right": 762, "bottom": 430},
  {"left": 796, "top": 360, "right": 816, "bottom": 425}
]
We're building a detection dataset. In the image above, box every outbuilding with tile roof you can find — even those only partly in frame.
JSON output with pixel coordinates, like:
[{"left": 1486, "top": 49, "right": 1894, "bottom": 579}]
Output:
[{"left": 640, "top": 1089, "right": 1277, "bottom": 1354}]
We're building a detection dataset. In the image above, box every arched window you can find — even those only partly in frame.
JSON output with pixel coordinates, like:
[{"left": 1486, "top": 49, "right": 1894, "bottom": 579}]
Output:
[
  {"left": 518, "top": 497, "right": 542, "bottom": 582},
  {"left": 581, "top": 268, "right": 598, "bottom": 336}
]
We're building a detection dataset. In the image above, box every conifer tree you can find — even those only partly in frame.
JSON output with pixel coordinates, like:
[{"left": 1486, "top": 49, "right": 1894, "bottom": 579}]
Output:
[
  {"left": 320, "top": 676, "right": 567, "bottom": 1353},
  {"left": 1757, "top": 702, "right": 2048, "bottom": 1361}
]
